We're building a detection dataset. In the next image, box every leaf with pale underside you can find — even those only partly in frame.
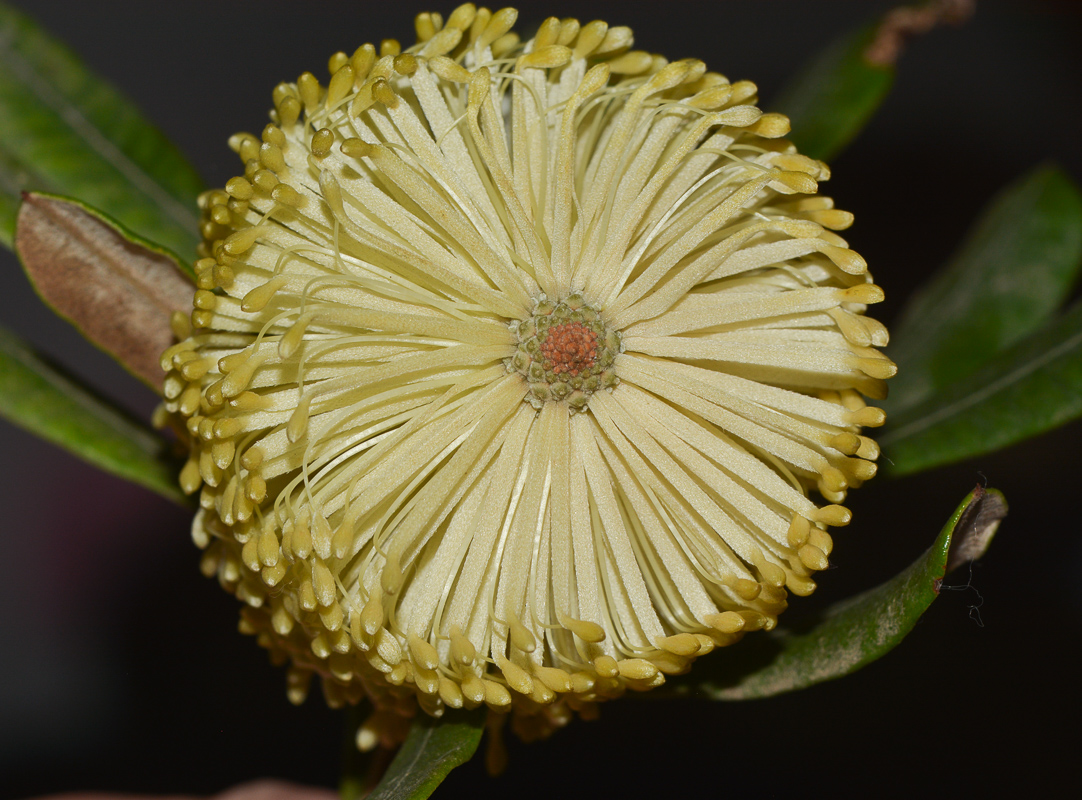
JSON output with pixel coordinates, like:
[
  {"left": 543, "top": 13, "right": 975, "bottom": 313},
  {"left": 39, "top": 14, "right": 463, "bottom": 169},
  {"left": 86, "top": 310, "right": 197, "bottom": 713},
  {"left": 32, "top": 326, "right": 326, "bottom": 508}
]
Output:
[
  {"left": 0, "top": 323, "right": 186, "bottom": 504},
  {"left": 886, "top": 165, "right": 1082, "bottom": 416},
  {"left": 362, "top": 710, "right": 485, "bottom": 800},
  {"left": 665, "top": 486, "right": 1005, "bottom": 700},
  {"left": 15, "top": 193, "right": 193, "bottom": 392},
  {"left": 0, "top": 1, "right": 202, "bottom": 258}
]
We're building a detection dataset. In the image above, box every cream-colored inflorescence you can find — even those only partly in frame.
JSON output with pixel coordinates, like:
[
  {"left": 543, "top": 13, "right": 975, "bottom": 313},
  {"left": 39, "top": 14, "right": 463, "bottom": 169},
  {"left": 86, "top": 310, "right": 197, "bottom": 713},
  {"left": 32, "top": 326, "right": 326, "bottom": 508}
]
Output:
[{"left": 161, "top": 5, "right": 893, "bottom": 741}]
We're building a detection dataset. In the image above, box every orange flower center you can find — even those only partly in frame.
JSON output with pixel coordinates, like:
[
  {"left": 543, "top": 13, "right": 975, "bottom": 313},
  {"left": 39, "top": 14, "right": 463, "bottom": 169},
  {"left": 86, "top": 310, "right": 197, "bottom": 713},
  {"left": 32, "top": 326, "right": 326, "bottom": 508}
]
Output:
[{"left": 539, "top": 321, "right": 599, "bottom": 378}]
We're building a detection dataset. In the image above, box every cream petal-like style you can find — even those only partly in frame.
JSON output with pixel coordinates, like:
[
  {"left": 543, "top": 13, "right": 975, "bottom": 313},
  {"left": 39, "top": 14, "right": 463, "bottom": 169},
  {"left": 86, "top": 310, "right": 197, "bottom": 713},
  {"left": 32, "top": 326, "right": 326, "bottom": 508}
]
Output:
[{"left": 161, "top": 5, "right": 893, "bottom": 739}]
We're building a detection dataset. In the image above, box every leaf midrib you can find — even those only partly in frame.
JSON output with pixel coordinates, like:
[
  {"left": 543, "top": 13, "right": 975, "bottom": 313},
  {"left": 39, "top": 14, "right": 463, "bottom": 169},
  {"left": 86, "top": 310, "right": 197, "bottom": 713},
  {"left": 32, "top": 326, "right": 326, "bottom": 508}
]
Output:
[
  {"left": 880, "top": 322, "right": 1082, "bottom": 446},
  {"left": 0, "top": 16, "right": 200, "bottom": 234}
]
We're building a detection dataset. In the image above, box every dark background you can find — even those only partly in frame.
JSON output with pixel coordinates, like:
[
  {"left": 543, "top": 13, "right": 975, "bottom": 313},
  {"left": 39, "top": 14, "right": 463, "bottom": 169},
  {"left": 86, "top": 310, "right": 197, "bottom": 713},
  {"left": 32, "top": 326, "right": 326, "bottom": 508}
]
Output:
[{"left": 2, "top": 1, "right": 1080, "bottom": 797}]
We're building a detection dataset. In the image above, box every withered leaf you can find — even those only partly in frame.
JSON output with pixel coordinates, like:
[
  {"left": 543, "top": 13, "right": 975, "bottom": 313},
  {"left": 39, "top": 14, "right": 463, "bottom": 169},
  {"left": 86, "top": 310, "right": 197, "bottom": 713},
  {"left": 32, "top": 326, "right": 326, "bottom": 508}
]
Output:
[{"left": 15, "top": 193, "right": 194, "bottom": 391}]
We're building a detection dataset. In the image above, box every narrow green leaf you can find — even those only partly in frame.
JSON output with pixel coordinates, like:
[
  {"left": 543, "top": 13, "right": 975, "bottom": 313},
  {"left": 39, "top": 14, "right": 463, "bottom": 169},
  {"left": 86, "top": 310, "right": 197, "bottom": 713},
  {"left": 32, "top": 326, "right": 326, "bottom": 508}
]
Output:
[
  {"left": 666, "top": 486, "right": 1004, "bottom": 700},
  {"left": 881, "top": 299, "right": 1082, "bottom": 476},
  {"left": 0, "top": 323, "right": 186, "bottom": 504},
  {"left": 886, "top": 165, "right": 1082, "bottom": 415},
  {"left": 366, "top": 711, "right": 485, "bottom": 800},
  {"left": 771, "top": 23, "right": 893, "bottom": 162},
  {"left": 0, "top": 2, "right": 203, "bottom": 261}
]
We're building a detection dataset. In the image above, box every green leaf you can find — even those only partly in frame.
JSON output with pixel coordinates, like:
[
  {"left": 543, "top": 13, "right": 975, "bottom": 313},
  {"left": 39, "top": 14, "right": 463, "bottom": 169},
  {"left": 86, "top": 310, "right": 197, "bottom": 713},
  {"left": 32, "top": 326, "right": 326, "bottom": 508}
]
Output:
[
  {"left": 771, "top": 23, "right": 893, "bottom": 162},
  {"left": 365, "top": 711, "right": 485, "bottom": 800},
  {"left": 666, "top": 486, "right": 1004, "bottom": 700},
  {"left": 886, "top": 165, "right": 1082, "bottom": 415},
  {"left": 0, "top": 2, "right": 203, "bottom": 261},
  {"left": 881, "top": 299, "right": 1082, "bottom": 476},
  {"left": 0, "top": 323, "right": 187, "bottom": 504}
]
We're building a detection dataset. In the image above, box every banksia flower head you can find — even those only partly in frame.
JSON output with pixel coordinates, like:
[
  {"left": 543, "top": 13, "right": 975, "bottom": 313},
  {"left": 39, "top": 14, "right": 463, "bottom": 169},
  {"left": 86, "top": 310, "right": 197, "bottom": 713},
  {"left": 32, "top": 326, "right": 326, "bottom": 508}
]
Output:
[{"left": 161, "top": 4, "right": 894, "bottom": 741}]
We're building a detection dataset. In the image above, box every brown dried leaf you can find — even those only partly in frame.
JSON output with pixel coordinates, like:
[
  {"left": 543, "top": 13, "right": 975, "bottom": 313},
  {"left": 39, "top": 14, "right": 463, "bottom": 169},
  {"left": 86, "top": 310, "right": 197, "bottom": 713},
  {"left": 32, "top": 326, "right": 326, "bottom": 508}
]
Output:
[{"left": 15, "top": 193, "right": 193, "bottom": 391}]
